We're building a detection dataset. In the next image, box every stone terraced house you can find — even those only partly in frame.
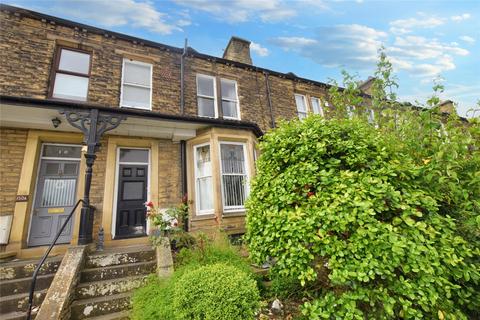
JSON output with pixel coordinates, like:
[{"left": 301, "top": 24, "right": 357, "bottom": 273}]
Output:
[
  {"left": 0, "top": 4, "right": 349, "bottom": 319},
  {"left": 0, "top": 4, "right": 341, "bottom": 257}
]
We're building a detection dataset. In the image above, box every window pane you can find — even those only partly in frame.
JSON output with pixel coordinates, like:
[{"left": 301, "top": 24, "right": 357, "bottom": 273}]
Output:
[
  {"left": 198, "top": 97, "right": 215, "bottom": 117},
  {"left": 43, "top": 145, "right": 82, "bottom": 159},
  {"left": 298, "top": 112, "right": 307, "bottom": 120},
  {"left": 63, "top": 163, "right": 78, "bottom": 175},
  {"left": 119, "top": 149, "right": 149, "bottom": 163},
  {"left": 295, "top": 95, "right": 307, "bottom": 112},
  {"left": 221, "top": 144, "right": 245, "bottom": 174},
  {"left": 222, "top": 101, "right": 238, "bottom": 119},
  {"left": 41, "top": 178, "right": 76, "bottom": 207},
  {"left": 122, "top": 85, "right": 151, "bottom": 109},
  {"left": 58, "top": 49, "right": 90, "bottom": 74},
  {"left": 197, "top": 76, "right": 214, "bottom": 97},
  {"left": 124, "top": 62, "right": 151, "bottom": 86},
  {"left": 53, "top": 73, "right": 89, "bottom": 101},
  {"left": 197, "top": 177, "right": 213, "bottom": 211},
  {"left": 196, "top": 145, "right": 211, "bottom": 177},
  {"left": 221, "top": 80, "right": 237, "bottom": 100},
  {"left": 311, "top": 98, "right": 323, "bottom": 115},
  {"left": 122, "top": 181, "right": 144, "bottom": 200},
  {"left": 222, "top": 175, "right": 246, "bottom": 207}
]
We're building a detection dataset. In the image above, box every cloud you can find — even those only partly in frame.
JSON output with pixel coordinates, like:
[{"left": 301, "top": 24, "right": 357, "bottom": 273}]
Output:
[
  {"left": 45, "top": 0, "right": 181, "bottom": 34},
  {"left": 390, "top": 14, "right": 445, "bottom": 34},
  {"left": 250, "top": 42, "right": 270, "bottom": 57},
  {"left": 451, "top": 13, "right": 471, "bottom": 22},
  {"left": 271, "top": 24, "right": 387, "bottom": 69},
  {"left": 460, "top": 35, "right": 476, "bottom": 44},
  {"left": 173, "top": 0, "right": 297, "bottom": 23}
]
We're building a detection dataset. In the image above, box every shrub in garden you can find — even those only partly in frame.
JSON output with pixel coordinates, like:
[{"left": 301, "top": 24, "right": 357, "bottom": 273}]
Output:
[
  {"left": 245, "top": 116, "right": 479, "bottom": 319},
  {"left": 173, "top": 263, "right": 260, "bottom": 320}
]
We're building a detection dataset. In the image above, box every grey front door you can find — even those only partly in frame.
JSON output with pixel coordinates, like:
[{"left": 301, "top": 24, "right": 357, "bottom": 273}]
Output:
[{"left": 28, "top": 145, "right": 81, "bottom": 247}]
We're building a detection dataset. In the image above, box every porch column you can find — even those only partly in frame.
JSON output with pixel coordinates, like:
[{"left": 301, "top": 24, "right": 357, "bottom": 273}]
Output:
[{"left": 61, "top": 109, "right": 126, "bottom": 245}]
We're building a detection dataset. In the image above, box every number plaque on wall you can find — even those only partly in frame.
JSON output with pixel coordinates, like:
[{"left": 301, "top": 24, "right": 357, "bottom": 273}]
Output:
[{"left": 15, "top": 195, "right": 29, "bottom": 202}]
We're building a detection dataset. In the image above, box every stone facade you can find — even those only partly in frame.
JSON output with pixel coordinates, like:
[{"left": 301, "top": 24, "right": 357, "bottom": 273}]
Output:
[
  {"left": 0, "top": 5, "right": 336, "bottom": 252},
  {"left": 0, "top": 128, "right": 27, "bottom": 216},
  {"left": 0, "top": 8, "right": 331, "bottom": 132}
]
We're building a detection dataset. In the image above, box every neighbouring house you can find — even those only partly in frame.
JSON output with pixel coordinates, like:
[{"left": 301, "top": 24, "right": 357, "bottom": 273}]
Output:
[{"left": 0, "top": 4, "right": 336, "bottom": 259}]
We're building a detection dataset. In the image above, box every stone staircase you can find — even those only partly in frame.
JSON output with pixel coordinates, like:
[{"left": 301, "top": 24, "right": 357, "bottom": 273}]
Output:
[
  {"left": 70, "top": 245, "right": 156, "bottom": 320},
  {"left": 0, "top": 255, "right": 63, "bottom": 320}
]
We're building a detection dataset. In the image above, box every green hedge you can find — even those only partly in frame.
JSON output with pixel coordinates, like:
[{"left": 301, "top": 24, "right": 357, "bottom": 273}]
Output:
[{"left": 245, "top": 116, "right": 479, "bottom": 319}]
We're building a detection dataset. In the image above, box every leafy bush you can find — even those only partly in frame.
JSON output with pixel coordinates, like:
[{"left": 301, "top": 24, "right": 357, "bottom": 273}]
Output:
[
  {"left": 132, "top": 234, "right": 259, "bottom": 320},
  {"left": 245, "top": 116, "right": 479, "bottom": 319},
  {"left": 173, "top": 263, "right": 260, "bottom": 319}
]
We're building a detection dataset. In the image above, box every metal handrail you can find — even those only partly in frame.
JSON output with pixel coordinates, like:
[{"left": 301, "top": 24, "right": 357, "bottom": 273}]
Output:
[{"left": 26, "top": 199, "right": 85, "bottom": 320}]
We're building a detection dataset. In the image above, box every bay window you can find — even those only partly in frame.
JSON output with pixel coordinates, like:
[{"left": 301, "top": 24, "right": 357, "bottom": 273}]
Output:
[
  {"left": 196, "top": 74, "right": 217, "bottom": 118},
  {"left": 295, "top": 94, "right": 308, "bottom": 119},
  {"left": 194, "top": 144, "right": 214, "bottom": 214},
  {"left": 220, "top": 143, "right": 249, "bottom": 212},
  {"left": 120, "top": 59, "right": 152, "bottom": 110},
  {"left": 51, "top": 47, "right": 91, "bottom": 101}
]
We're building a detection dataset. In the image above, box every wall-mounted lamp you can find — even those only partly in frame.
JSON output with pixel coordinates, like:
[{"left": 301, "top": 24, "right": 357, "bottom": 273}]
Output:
[{"left": 51, "top": 117, "right": 61, "bottom": 128}]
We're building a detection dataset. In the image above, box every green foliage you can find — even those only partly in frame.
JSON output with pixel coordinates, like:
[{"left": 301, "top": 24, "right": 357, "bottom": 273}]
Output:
[
  {"left": 173, "top": 263, "right": 260, "bottom": 320},
  {"left": 131, "top": 275, "right": 174, "bottom": 320},
  {"left": 132, "top": 234, "right": 259, "bottom": 320},
  {"left": 245, "top": 115, "right": 480, "bottom": 319}
]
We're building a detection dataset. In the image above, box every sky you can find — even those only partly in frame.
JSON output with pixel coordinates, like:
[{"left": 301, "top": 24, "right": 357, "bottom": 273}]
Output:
[{"left": 8, "top": 0, "right": 480, "bottom": 117}]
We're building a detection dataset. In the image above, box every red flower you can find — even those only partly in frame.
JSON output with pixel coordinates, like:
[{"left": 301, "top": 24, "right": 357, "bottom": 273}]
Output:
[
  {"left": 145, "top": 201, "right": 154, "bottom": 208},
  {"left": 307, "top": 191, "right": 315, "bottom": 198},
  {"left": 182, "top": 193, "right": 188, "bottom": 204}
]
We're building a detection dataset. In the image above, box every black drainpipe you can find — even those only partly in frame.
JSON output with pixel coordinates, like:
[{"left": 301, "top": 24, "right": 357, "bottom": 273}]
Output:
[
  {"left": 180, "top": 140, "right": 188, "bottom": 231},
  {"left": 180, "top": 38, "right": 187, "bottom": 114},
  {"left": 264, "top": 72, "right": 275, "bottom": 128}
]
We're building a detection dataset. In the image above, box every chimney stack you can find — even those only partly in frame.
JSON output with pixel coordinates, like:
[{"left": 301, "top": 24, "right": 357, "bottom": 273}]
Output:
[{"left": 223, "top": 36, "right": 252, "bottom": 65}]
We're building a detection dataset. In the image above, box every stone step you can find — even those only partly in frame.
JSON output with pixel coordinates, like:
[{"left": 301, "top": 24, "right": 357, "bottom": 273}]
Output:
[
  {"left": 84, "top": 310, "right": 130, "bottom": 320},
  {"left": 85, "top": 246, "right": 155, "bottom": 269},
  {"left": 0, "top": 289, "right": 46, "bottom": 314},
  {"left": 0, "top": 274, "right": 55, "bottom": 297},
  {"left": 1, "top": 310, "right": 37, "bottom": 320},
  {"left": 81, "top": 261, "right": 156, "bottom": 283},
  {"left": 75, "top": 275, "right": 148, "bottom": 299},
  {"left": 70, "top": 292, "right": 131, "bottom": 320},
  {"left": 0, "top": 256, "right": 62, "bottom": 281}
]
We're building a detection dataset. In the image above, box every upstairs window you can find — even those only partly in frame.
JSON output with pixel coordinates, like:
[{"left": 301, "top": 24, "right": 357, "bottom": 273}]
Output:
[
  {"left": 310, "top": 97, "right": 324, "bottom": 116},
  {"left": 197, "top": 74, "right": 217, "bottom": 118},
  {"left": 295, "top": 94, "right": 308, "bottom": 119},
  {"left": 347, "top": 105, "right": 356, "bottom": 118},
  {"left": 120, "top": 59, "right": 152, "bottom": 110},
  {"left": 220, "top": 143, "right": 248, "bottom": 212},
  {"left": 220, "top": 79, "right": 240, "bottom": 119},
  {"left": 51, "top": 47, "right": 91, "bottom": 101}
]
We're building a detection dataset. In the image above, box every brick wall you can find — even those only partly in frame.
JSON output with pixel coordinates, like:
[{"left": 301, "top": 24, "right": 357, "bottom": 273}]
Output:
[
  {"left": 0, "top": 10, "right": 333, "bottom": 133},
  {"left": 0, "top": 128, "right": 27, "bottom": 216}
]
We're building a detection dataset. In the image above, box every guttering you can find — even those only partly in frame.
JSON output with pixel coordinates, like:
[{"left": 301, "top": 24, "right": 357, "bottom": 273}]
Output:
[
  {"left": 0, "top": 95, "right": 264, "bottom": 137},
  {"left": 180, "top": 140, "right": 188, "bottom": 232},
  {"left": 264, "top": 72, "right": 275, "bottom": 128}
]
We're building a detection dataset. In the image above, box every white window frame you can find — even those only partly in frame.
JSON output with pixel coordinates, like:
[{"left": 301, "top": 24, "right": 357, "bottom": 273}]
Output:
[
  {"left": 120, "top": 59, "right": 153, "bottom": 110},
  {"left": 219, "top": 141, "right": 250, "bottom": 213},
  {"left": 220, "top": 78, "right": 241, "bottom": 120},
  {"left": 310, "top": 97, "right": 325, "bottom": 117},
  {"left": 196, "top": 74, "right": 218, "bottom": 118},
  {"left": 347, "top": 105, "right": 356, "bottom": 119},
  {"left": 112, "top": 147, "right": 151, "bottom": 238},
  {"left": 295, "top": 94, "right": 308, "bottom": 119},
  {"left": 193, "top": 143, "right": 214, "bottom": 215}
]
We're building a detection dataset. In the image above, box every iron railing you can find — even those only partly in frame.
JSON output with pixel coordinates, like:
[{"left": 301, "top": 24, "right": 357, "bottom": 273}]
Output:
[{"left": 26, "top": 199, "right": 85, "bottom": 320}]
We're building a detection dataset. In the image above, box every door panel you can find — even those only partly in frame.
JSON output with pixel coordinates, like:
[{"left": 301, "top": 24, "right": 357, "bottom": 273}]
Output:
[
  {"left": 115, "top": 164, "right": 148, "bottom": 238},
  {"left": 28, "top": 159, "right": 80, "bottom": 247}
]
